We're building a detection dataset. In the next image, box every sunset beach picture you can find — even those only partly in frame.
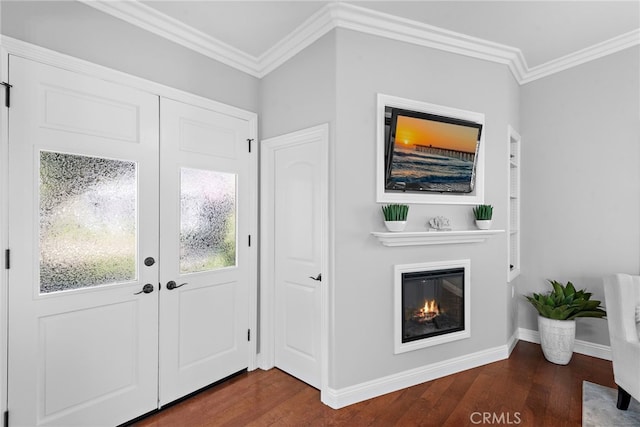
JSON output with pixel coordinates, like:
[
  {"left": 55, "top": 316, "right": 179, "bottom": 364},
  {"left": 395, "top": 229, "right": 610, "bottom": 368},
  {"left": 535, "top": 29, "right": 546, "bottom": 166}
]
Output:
[{"left": 386, "top": 109, "right": 482, "bottom": 193}]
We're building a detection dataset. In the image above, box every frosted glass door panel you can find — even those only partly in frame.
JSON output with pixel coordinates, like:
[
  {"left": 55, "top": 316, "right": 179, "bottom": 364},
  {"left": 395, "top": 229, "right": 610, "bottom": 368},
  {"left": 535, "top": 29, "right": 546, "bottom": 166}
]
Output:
[
  {"left": 180, "top": 168, "right": 236, "bottom": 273},
  {"left": 39, "top": 151, "right": 137, "bottom": 293}
]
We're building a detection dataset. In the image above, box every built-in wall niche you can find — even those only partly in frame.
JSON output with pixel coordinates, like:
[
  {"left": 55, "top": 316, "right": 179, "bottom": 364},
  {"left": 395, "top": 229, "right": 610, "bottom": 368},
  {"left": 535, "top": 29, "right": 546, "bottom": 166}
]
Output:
[
  {"left": 394, "top": 260, "right": 471, "bottom": 354},
  {"left": 377, "top": 94, "right": 485, "bottom": 205},
  {"left": 507, "top": 125, "right": 521, "bottom": 282}
]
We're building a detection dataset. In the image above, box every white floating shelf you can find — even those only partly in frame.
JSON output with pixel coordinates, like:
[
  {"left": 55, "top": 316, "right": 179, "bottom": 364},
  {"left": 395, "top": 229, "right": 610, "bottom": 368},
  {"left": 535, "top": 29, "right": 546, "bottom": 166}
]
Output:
[{"left": 371, "top": 229, "right": 505, "bottom": 247}]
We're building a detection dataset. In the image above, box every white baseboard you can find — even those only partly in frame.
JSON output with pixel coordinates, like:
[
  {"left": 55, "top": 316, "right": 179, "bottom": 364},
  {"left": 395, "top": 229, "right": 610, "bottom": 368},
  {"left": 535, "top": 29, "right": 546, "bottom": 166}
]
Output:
[
  {"left": 517, "top": 327, "right": 540, "bottom": 344},
  {"left": 517, "top": 327, "right": 612, "bottom": 361},
  {"left": 507, "top": 329, "right": 519, "bottom": 356},
  {"left": 255, "top": 353, "right": 274, "bottom": 371},
  {"left": 321, "top": 329, "right": 609, "bottom": 409},
  {"left": 321, "top": 343, "right": 511, "bottom": 409}
]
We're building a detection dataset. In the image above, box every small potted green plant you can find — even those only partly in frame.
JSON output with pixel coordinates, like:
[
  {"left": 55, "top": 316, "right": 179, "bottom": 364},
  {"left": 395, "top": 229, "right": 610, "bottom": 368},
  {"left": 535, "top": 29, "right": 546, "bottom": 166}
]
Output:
[
  {"left": 381, "top": 204, "right": 409, "bottom": 232},
  {"left": 472, "top": 204, "right": 493, "bottom": 229},
  {"left": 525, "top": 280, "right": 606, "bottom": 365}
]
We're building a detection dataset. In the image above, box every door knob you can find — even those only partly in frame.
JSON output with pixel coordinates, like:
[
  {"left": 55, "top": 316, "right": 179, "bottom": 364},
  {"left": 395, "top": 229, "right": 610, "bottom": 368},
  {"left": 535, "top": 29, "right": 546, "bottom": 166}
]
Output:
[
  {"left": 144, "top": 257, "right": 155, "bottom": 266},
  {"left": 134, "top": 283, "right": 154, "bottom": 295},
  {"left": 309, "top": 274, "right": 322, "bottom": 282},
  {"left": 166, "top": 280, "right": 188, "bottom": 290}
]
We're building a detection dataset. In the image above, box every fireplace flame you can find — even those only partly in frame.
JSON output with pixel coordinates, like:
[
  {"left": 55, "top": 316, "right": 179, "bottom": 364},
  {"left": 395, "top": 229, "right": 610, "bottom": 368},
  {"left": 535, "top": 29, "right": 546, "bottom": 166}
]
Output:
[
  {"left": 422, "top": 299, "right": 439, "bottom": 315},
  {"left": 413, "top": 299, "right": 441, "bottom": 322}
]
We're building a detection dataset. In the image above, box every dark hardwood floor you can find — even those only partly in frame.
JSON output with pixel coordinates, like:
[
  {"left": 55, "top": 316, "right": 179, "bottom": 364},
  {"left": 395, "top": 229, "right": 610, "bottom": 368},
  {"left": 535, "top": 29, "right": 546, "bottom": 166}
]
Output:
[{"left": 134, "top": 341, "right": 615, "bottom": 427}]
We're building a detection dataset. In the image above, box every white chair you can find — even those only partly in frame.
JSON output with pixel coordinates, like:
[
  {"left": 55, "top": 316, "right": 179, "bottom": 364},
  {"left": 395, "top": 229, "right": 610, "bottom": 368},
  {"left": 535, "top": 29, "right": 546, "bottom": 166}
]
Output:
[{"left": 603, "top": 274, "right": 640, "bottom": 410}]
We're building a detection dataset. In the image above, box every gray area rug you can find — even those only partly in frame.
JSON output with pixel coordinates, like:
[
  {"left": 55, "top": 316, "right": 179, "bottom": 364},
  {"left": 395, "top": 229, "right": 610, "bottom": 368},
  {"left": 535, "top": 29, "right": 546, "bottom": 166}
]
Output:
[{"left": 583, "top": 381, "right": 640, "bottom": 427}]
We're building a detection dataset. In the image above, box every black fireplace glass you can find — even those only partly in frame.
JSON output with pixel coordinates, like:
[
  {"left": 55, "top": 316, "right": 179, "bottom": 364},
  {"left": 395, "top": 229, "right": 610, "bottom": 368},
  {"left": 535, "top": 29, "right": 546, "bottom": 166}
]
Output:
[{"left": 401, "top": 267, "right": 465, "bottom": 343}]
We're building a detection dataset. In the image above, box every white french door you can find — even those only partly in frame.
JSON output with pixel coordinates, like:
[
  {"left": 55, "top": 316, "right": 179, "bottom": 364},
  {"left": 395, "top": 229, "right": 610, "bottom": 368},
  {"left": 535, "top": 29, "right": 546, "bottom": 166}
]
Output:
[
  {"left": 158, "top": 98, "right": 250, "bottom": 405},
  {"left": 6, "top": 56, "right": 253, "bottom": 426},
  {"left": 7, "top": 55, "right": 160, "bottom": 427}
]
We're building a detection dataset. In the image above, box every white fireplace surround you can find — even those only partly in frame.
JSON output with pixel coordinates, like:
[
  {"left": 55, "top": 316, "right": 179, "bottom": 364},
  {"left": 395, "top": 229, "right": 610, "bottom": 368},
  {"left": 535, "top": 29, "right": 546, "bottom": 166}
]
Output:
[{"left": 394, "top": 259, "right": 471, "bottom": 354}]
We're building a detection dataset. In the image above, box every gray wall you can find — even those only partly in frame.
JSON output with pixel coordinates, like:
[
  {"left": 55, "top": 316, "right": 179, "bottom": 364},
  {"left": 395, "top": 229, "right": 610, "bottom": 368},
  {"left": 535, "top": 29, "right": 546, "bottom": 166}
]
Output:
[
  {"left": 332, "top": 29, "right": 519, "bottom": 389},
  {"left": 1, "top": 1, "right": 259, "bottom": 112},
  {"left": 260, "top": 27, "right": 522, "bottom": 390},
  {"left": 259, "top": 31, "right": 336, "bottom": 139},
  {"left": 519, "top": 46, "right": 640, "bottom": 345},
  {"left": 258, "top": 30, "right": 337, "bottom": 380}
]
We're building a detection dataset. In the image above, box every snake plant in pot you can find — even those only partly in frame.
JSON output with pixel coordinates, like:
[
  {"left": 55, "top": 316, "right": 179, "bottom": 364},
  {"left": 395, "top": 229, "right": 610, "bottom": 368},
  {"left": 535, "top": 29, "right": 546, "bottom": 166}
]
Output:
[
  {"left": 381, "top": 204, "right": 409, "bottom": 232},
  {"left": 525, "top": 280, "right": 606, "bottom": 365},
  {"left": 472, "top": 204, "right": 493, "bottom": 229}
]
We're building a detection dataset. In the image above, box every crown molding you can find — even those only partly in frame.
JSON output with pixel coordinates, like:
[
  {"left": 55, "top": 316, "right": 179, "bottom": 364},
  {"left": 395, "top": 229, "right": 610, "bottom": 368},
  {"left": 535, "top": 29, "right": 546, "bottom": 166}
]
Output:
[
  {"left": 80, "top": 1, "right": 638, "bottom": 84},
  {"left": 520, "top": 29, "right": 640, "bottom": 84},
  {"left": 79, "top": 0, "right": 261, "bottom": 77},
  {"left": 257, "top": 4, "right": 337, "bottom": 77},
  {"left": 328, "top": 3, "right": 528, "bottom": 82},
  {"left": 256, "top": 2, "right": 528, "bottom": 80}
]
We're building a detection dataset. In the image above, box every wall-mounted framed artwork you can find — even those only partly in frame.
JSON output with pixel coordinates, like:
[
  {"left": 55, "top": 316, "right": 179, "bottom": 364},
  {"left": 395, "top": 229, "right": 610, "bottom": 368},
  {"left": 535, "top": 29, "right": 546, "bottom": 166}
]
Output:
[{"left": 377, "top": 94, "right": 485, "bottom": 205}]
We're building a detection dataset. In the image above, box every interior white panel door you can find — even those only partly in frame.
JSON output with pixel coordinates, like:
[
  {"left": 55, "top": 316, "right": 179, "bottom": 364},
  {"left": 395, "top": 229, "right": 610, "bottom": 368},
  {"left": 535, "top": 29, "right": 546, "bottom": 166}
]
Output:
[
  {"left": 158, "top": 98, "right": 251, "bottom": 405},
  {"left": 273, "top": 135, "right": 324, "bottom": 389},
  {"left": 7, "top": 56, "right": 160, "bottom": 427}
]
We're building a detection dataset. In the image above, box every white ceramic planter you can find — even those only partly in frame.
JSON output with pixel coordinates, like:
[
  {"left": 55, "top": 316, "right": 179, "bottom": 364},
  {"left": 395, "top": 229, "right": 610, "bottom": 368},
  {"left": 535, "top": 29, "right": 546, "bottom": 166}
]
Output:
[
  {"left": 475, "top": 219, "right": 492, "bottom": 230},
  {"left": 384, "top": 221, "right": 407, "bottom": 232},
  {"left": 538, "top": 316, "right": 576, "bottom": 365}
]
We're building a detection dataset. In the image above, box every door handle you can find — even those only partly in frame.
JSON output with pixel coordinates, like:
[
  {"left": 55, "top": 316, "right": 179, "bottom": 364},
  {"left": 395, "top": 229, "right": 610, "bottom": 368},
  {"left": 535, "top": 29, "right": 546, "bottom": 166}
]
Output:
[
  {"left": 166, "top": 280, "right": 188, "bottom": 290},
  {"left": 309, "top": 274, "right": 322, "bottom": 282},
  {"left": 134, "top": 283, "right": 154, "bottom": 295}
]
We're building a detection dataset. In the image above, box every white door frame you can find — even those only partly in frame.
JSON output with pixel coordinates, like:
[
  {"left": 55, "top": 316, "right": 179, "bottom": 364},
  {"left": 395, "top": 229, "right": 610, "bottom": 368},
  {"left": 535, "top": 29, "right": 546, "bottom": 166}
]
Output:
[
  {"left": 0, "top": 44, "right": 10, "bottom": 418},
  {"left": 0, "top": 37, "right": 259, "bottom": 419},
  {"left": 259, "top": 123, "right": 330, "bottom": 401}
]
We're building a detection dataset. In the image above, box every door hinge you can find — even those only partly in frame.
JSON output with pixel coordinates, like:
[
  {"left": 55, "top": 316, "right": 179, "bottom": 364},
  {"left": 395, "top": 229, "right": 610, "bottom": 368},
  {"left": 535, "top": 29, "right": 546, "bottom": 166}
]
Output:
[
  {"left": 4, "top": 249, "right": 9, "bottom": 270},
  {"left": 1, "top": 82, "right": 12, "bottom": 108},
  {"left": 247, "top": 138, "right": 254, "bottom": 153},
  {"left": 4, "top": 409, "right": 8, "bottom": 427},
  {"left": 247, "top": 329, "right": 251, "bottom": 341}
]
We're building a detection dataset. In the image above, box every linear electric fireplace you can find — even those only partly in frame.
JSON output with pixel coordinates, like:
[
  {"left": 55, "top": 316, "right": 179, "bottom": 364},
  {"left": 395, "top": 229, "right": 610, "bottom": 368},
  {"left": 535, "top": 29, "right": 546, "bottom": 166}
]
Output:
[{"left": 394, "top": 260, "right": 471, "bottom": 354}]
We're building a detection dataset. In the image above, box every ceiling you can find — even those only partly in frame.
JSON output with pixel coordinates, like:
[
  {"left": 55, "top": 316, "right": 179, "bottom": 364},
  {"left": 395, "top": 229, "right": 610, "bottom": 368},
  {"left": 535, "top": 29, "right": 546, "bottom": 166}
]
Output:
[{"left": 139, "top": 0, "right": 639, "bottom": 69}]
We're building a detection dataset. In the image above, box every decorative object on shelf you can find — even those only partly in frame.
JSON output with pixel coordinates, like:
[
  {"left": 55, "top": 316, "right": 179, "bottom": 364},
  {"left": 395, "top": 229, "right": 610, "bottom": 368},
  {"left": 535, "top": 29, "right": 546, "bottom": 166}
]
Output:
[
  {"left": 428, "top": 216, "right": 452, "bottom": 231},
  {"left": 472, "top": 204, "right": 493, "bottom": 229},
  {"left": 381, "top": 203, "right": 409, "bottom": 232},
  {"left": 525, "top": 280, "right": 606, "bottom": 365}
]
